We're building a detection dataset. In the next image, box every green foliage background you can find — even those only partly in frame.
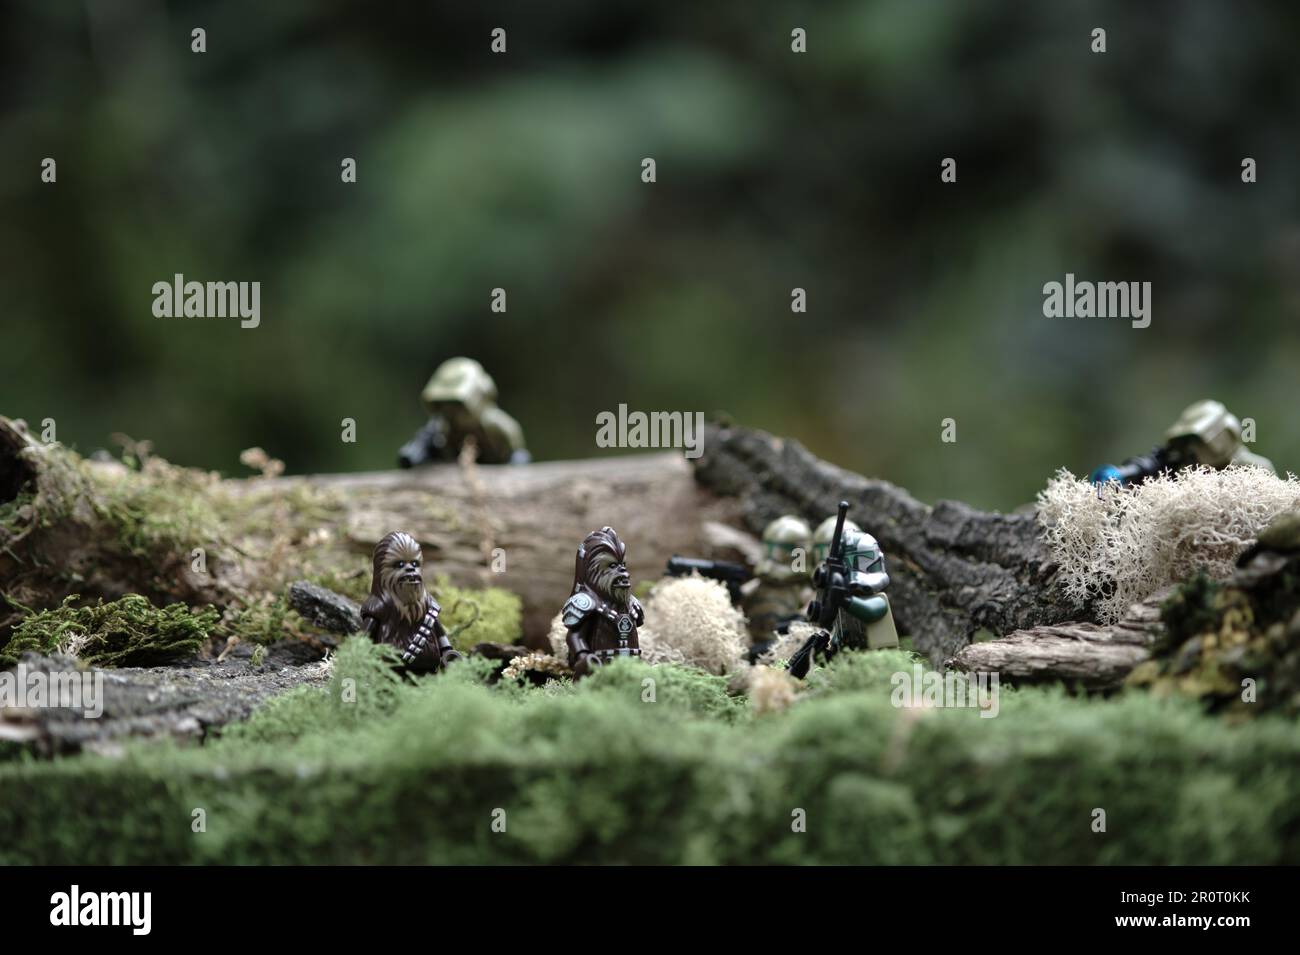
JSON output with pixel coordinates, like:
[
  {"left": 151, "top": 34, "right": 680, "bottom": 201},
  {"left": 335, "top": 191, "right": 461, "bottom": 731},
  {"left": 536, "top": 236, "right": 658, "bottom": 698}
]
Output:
[{"left": 3, "top": 1, "right": 1298, "bottom": 510}]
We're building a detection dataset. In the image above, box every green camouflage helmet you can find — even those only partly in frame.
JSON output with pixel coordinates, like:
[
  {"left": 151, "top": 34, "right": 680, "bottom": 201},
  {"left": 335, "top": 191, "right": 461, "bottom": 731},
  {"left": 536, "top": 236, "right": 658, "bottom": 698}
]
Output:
[
  {"left": 421, "top": 357, "right": 499, "bottom": 419},
  {"left": 1165, "top": 399, "right": 1275, "bottom": 472},
  {"left": 812, "top": 514, "right": 862, "bottom": 564},
  {"left": 757, "top": 515, "right": 812, "bottom": 582},
  {"left": 1164, "top": 400, "right": 1242, "bottom": 468}
]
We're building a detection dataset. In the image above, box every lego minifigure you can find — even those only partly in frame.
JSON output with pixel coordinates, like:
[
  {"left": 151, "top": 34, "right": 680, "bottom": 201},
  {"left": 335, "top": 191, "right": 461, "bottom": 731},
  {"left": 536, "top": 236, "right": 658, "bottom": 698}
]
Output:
[
  {"left": 398, "top": 357, "right": 529, "bottom": 467},
  {"left": 812, "top": 512, "right": 859, "bottom": 565},
  {"left": 1090, "top": 399, "right": 1274, "bottom": 488},
  {"left": 360, "top": 531, "right": 462, "bottom": 672},
  {"left": 789, "top": 503, "right": 899, "bottom": 678},
  {"left": 811, "top": 512, "right": 900, "bottom": 653},
  {"left": 741, "top": 515, "right": 813, "bottom": 657},
  {"left": 561, "top": 526, "right": 644, "bottom": 678}
]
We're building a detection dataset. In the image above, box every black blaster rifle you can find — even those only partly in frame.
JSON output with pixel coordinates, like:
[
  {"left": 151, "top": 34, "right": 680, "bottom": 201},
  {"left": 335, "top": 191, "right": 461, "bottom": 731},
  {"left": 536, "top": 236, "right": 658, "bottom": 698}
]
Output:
[
  {"left": 787, "top": 500, "right": 851, "bottom": 679},
  {"left": 398, "top": 416, "right": 449, "bottom": 468},
  {"left": 664, "top": 556, "right": 752, "bottom": 606}
]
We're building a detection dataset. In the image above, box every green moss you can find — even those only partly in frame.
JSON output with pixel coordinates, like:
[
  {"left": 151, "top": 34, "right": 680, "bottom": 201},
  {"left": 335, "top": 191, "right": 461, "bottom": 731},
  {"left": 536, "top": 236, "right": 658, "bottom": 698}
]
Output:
[
  {"left": 1133, "top": 561, "right": 1300, "bottom": 715},
  {"left": 80, "top": 451, "right": 356, "bottom": 602},
  {"left": 0, "top": 488, "right": 35, "bottom": 537},
  {"left": 217, "top": 637, "right": 412, "bottom": 749},
  {"left": 801, "top": 648, "right": 926, "bottom": 698},
  {"left": 431, "top": 574, "right": 523, "bottom": 650},
  {"left": 219, "top": 594, "right": 307, "bottom": 646},
  {"left": 0, "top": 440, "right": 87, "bottom": 552},
  {"left": 1, "top": 640, "right": 1297, "bottom": 864},
  {"left": 1159, "top": 571, "right": 1225, "bottom": 650},
  {"left": 581, "top": 655, "right": 747, "bottom": 722},
  {"left": 86, "top": 459, "right": 227, "bottom": 564},
  {"left": 1, "top": 594, "right": 216, "bottom": 668},
  {"left": 26, "top": 443, "right": 88, "bottom": 530}
]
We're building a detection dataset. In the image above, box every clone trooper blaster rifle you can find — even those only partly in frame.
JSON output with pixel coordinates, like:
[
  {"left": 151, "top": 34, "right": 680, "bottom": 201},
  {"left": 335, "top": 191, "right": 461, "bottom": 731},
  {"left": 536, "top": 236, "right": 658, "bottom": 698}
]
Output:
[
  {"left": 786, "top": 501, "right": 889, "bottom": 678},
  {"left": 787, "top": 502, "right": 849, "bottom": 679}
]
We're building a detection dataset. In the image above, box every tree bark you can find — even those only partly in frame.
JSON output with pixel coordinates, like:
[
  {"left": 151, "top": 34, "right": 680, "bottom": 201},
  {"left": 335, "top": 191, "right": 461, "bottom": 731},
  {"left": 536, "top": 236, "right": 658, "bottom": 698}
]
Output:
[
  {"left": 0, "top": 417, "right": 239, "bottom": 635},
  {"left": 945, "top": 590, "right": 1166, "bottom": 688},
  {"left": 0, "top": 651, "right": 330, "bottom": 755}
]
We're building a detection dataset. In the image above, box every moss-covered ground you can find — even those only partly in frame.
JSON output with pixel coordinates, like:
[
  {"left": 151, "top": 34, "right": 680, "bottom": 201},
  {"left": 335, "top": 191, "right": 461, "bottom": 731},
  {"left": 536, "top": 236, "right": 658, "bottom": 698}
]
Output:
[
  {"left": 0, "top": 594, "right": 216, "bottom": 668},
  {"left": 2, "top": 642, "right": 1296, "bottom": 864}
]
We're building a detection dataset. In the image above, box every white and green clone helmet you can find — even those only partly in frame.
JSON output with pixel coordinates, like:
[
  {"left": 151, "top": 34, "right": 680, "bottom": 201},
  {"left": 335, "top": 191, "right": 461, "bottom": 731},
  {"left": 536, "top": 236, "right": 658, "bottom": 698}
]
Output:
[
  {"left": 841, "top": 528, "right": 887, "bottom": 576},
  {"left": 757, "top": 514, "right": 813, "bottom": 582}
]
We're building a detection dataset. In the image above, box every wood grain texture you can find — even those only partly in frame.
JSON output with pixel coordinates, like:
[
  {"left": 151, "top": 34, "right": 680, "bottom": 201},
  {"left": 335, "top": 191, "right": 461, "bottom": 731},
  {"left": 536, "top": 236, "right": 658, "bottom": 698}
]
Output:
[{"left": 946, "top": 590, "right": 1167, "bottom": 687}]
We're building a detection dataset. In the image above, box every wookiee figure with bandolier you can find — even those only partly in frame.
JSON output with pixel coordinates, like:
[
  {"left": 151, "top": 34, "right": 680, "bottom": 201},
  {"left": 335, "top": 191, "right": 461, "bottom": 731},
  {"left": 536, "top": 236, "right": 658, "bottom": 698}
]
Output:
[{"left": 360, "top": 531, "right": 462, "bottom": 672}]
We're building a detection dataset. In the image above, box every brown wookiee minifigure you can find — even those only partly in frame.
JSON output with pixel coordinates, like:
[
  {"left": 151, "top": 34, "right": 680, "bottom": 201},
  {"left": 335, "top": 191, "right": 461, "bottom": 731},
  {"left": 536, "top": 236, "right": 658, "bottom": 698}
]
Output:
[
  {"left": 562, "top": 526, "right": 644, "bottom": 677},
  {"left": 360, "top": 531, "right": 462, "bottom": 672}
]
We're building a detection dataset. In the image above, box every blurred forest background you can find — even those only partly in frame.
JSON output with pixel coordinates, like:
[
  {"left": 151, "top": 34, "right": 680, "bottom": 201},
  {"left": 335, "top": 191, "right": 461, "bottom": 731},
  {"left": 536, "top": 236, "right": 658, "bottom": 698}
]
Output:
[{"left": 2, "top": 0, "right": 1298, "bottom": 512}]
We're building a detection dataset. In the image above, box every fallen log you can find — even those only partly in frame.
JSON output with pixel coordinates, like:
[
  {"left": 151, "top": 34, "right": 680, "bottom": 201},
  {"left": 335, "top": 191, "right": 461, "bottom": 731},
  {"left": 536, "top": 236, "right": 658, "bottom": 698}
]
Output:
[
  {"left": 946, "top": 590, "right": 1167, "bottom": 688},
  {"left": 0, "top": 418, "right": 246, "bottom": 634},
  {"left": 287, "top": 580, "right": 363, "bottom": 635},
  {"left": 0, "top": 650, "right": 330, "bottom": 755},
  {"left": 0, "top": 415, "right": 743, "bottom": 648}
]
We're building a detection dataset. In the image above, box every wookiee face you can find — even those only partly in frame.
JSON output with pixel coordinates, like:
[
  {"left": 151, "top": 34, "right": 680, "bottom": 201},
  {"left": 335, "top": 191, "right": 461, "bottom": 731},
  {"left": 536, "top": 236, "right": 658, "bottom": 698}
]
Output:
[
  {"left": 581, "top": 529, "right": 631, "bottom": 607},
  {"left": 373, "top": 532, "right": 427, "bottom": 620}
]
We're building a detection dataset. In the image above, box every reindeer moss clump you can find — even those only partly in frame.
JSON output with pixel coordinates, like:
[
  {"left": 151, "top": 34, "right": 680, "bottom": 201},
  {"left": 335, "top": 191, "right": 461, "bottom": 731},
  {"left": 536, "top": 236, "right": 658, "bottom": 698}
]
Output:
[
  {"left": 641, "top": 576, "right": 748, "bottom": 674},
  {"left": 1, "top": 594, "right": 216, "bottom": 668},
  {"left": 1037, "top": 466, "right": 1300, "bottom": 622}
]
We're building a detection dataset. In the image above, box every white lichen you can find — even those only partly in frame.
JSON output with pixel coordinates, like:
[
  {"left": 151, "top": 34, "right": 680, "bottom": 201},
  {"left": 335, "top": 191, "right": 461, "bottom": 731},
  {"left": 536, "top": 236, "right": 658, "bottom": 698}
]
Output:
[
  {"left": 642, "top": 576, "right": 748, "bottom": 674},
  {"left": 742, "top": 664, "right": 800, "bottom": 715},
  {"left": 501, "top": 651, "right": 570, "bottom": 682},
  {"left": 545, "top": 611, "right": 569, "bottom": 661},
  {"left": 54, "top": 630, "right": 91, "bottom": 659},
  {"left": 1037, "top": 465, "right": 1300, "bottom": 623}
]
